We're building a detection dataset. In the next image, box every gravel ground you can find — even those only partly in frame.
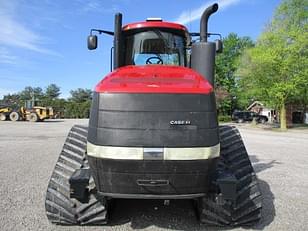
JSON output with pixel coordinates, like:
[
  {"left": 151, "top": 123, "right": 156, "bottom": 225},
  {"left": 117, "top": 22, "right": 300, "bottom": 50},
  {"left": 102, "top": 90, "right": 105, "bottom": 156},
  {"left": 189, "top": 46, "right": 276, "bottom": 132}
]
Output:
[{"left": 0, "top": 119, "right": 307, "bottom": 231}]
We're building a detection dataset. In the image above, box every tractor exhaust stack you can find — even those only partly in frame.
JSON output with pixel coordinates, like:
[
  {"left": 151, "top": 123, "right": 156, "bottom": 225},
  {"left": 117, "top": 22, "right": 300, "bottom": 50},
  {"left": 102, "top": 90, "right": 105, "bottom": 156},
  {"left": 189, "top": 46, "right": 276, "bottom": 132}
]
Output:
[
  {"left": 113, "top": 13, "right": 123, "bottom": 69},
  {"left": 191, "top": 3, "right": 219, "bottom": 87},
  {"left": 200, "top": 3, "right": 218, "bottom": 42}
]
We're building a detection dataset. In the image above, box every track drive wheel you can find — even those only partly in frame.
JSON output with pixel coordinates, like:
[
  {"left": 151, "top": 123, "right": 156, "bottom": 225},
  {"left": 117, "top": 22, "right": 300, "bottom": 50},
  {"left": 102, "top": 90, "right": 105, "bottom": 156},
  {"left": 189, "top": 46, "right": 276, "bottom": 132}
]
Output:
[
  {"left": 9, "top": 111, "right": 20, "bottom": 121},
  {"left": 0, "top": 113, "right": 6, "bottom": 121},
  {"left": 198, "top": 125, "right": 262, "bottom": 226},
  {"left": 29, "top": 112, "right": 39, "bottom": 122},
  {"left": 45, "top": 125, "right": 108, "bottom": 225}
]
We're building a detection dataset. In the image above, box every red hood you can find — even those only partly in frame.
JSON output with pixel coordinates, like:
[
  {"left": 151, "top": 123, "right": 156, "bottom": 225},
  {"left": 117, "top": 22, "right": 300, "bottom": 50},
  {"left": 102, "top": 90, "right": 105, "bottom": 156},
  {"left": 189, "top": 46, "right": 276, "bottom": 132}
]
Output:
[{"left": 95, "top": 65, "right": 213, "bottom": 94}]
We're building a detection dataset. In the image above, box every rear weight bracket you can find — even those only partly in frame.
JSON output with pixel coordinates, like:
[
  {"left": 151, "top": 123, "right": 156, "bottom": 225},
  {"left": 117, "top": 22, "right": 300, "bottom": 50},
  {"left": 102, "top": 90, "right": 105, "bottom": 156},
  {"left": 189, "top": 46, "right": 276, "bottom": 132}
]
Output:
[
  {"left": 69, "top": 168, "right": 91, "bottom": 203},
  {"left": 217, "top": 171, "right": 238, "bottom": 203}
]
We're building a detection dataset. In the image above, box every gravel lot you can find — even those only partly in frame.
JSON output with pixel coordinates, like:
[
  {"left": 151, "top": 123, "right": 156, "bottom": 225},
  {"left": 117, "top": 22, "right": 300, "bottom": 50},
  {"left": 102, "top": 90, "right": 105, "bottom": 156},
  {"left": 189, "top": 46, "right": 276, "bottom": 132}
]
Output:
[{"left": 0, "top": 119, "right": 307, "bottom": 231}]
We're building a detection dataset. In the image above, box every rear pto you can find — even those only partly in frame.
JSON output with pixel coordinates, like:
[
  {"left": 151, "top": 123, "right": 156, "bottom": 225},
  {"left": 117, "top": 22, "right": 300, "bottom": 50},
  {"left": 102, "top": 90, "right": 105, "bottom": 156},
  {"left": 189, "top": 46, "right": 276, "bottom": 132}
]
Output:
[{"left": 45, "top": 3, "right": 262, "bottom": 226}]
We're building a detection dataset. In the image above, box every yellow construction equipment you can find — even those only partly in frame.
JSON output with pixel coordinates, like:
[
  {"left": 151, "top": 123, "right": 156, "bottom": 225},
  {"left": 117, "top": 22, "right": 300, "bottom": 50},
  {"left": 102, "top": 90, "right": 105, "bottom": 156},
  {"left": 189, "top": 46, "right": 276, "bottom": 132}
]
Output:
[
  {"left": 8, "top": 100, "right": 54, "bottom": 122},
  {"left": 0, "top": 105, "right": 12, "bottom": 121}
]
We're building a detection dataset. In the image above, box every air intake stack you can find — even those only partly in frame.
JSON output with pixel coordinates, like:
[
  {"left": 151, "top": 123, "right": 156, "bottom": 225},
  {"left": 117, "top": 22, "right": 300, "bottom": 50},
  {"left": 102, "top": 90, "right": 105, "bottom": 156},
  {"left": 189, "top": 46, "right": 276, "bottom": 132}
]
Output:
[{"left": 191, "top": 3, "right": 219, "bottom": 87}]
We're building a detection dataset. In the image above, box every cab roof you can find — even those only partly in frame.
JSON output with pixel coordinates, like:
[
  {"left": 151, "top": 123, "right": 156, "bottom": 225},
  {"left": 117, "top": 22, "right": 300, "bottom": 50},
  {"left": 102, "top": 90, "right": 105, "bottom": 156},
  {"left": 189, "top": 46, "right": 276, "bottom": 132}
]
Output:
[{"left": 123, "top": 21, "right": 188, "bottom": 33}]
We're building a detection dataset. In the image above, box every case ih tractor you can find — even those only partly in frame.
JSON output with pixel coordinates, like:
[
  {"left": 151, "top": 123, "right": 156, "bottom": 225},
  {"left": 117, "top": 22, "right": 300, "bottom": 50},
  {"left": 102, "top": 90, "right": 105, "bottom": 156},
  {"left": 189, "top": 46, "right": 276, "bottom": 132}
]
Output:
[{"left": 45, "top": 3, "right": 262, "bottom": 226}]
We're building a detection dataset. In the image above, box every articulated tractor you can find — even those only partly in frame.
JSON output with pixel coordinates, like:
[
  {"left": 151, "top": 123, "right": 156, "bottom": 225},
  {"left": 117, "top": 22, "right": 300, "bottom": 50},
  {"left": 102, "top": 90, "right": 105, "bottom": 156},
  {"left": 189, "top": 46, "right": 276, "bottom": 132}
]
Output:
[{"left": 45, "top": 3, "right": 262, "bottom": 226}]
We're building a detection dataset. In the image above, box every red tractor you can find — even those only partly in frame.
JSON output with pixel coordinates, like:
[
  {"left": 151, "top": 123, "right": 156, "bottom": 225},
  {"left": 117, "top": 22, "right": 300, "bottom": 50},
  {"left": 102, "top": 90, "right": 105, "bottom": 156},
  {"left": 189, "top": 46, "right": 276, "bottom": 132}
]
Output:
[{"left": 45, "top": 3, "right": 262, "bottom": 226}]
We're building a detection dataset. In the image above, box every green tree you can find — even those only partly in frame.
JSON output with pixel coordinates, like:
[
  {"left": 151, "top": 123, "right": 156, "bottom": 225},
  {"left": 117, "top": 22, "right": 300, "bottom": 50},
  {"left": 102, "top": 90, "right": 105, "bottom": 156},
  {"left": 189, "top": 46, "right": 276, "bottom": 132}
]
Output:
[
  {"left": 19, "top": 86, "right": 44, "bottom": 101},
  {"left": 69, "top": 88, "right": 92, "bottom": 103},
  {"left": 45, "top": 84, "right": 61, "bottom": 99},
  {"left": 65, "top": 88, "right": 92, "bottom": 118},
  {"left": 215, "top": 33, "right": 254, "bottom": 115},
  {"left": 238, "top": 0, "right": 308, "bottom": 130},
  {"left": 0, "top": 93, "right": 21, "bottom": 108}
]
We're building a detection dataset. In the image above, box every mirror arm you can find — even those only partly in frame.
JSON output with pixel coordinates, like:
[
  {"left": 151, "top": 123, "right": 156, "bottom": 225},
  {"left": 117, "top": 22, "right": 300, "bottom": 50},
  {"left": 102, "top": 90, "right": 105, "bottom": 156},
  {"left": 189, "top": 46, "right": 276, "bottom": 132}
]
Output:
[
  {"left": 90, "top": 29, "right": 114, "bottom": 36},
  {"left": 190, "top": 32, "right": 222, "bottom": 40},
  {"left": 189, "top": 32, "right": 200, "bottom": 37},
  {"left": 207, "top": 33, "right": 222, "bottom": 40}
]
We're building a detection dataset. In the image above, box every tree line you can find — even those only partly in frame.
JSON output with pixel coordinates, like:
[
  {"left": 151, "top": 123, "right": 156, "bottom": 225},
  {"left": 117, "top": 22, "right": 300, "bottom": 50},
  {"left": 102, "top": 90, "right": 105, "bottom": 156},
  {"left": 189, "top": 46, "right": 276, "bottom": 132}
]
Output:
[
  {"left": 0, "top": 84, "right": 92, "bottom": 119},
  {"left": 216, "top": 0, "right": 307, "bottom": 129}
]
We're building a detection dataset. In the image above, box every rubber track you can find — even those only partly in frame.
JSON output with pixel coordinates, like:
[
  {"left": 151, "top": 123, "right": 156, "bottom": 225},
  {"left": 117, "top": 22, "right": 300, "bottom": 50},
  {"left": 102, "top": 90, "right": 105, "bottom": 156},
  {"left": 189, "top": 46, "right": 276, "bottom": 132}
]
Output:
[
  {"left": 199, "top": 125, "right": 262, "bottom": 226},
  {"left": 45, "top": 125, "right": 107, "bottom": 225}
]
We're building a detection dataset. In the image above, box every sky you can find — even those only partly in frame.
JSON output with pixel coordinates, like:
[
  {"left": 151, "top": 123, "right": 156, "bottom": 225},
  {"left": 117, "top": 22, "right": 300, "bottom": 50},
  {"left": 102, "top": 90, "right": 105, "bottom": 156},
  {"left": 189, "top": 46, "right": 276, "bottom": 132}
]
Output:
[{"left": 0, "top": 0, "right": 282, "bottom": 98}]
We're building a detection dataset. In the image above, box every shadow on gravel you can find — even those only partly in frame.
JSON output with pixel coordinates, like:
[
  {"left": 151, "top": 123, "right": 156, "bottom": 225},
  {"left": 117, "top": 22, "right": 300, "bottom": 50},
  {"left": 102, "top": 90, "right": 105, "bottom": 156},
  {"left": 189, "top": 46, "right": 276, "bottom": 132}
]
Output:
[
  {"left": 253, "top": 179, "right": 276, "bottom": 230},
  {"left": 248, "top": 155, "right": 276, "bottom": 230},
  {"left": 108, "top": 180, "right": 275, "bottom": 230},
  {"left": 249, "top": 155, "right": 282, "bottom": 174},
  {"left": 109, "top": 199, "right": 204, "bottom": 231}
]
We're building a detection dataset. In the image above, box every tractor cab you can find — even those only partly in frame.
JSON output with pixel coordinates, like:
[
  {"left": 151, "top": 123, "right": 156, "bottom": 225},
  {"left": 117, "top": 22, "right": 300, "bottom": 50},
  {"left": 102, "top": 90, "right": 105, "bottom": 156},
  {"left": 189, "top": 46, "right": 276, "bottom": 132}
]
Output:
[
  {"left": 87, "top": 14, "right": 222, "bottom": 87},
  {"left": 122, "top": 20, "right": 189, "bottom": 67},
  {"left": 87, "top": 17, "right": 191, "bottom": 70}
]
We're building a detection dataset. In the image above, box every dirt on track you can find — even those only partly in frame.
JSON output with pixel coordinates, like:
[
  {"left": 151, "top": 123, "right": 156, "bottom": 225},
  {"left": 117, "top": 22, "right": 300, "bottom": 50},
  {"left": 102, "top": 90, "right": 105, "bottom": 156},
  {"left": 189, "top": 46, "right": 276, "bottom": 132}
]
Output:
[{"left": 0, "top": 119, "right": 307, "bottom": 231}]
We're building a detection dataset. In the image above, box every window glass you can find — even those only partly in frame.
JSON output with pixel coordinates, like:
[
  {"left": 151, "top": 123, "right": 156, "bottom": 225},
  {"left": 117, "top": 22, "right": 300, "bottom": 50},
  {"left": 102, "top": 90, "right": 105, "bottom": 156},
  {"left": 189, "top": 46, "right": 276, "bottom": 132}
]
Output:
[{"left": 125, "top": 30, "right": 186, "bottom": 66}]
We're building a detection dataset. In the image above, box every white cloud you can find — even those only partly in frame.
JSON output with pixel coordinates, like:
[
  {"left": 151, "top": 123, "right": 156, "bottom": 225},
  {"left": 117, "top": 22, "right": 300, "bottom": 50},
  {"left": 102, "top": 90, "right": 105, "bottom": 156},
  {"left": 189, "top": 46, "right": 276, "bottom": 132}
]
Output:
[
  {"left": 74, "top": 0, "right": 119, "bottom": 14},
  {"left": 0, "top": 48, "right": 18, "bottom": 65},
  {"left": 175, "top": 0, "right": 243, "bottom": 25},
  {"left": 82, "top": 0, "right": 102, "bottom": 12},
  {"left": 0, "top": 1, "right": 60, "bottom": 56}
]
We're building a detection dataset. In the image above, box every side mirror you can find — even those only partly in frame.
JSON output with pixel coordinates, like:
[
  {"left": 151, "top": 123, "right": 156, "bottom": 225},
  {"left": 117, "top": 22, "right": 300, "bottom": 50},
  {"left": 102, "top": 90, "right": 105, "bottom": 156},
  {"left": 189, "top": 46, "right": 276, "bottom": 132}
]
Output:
[
  {"left": 215, "top": 39, "right": 223, "bottom": 53},
  {"left": 87, "top": 35, "right": 97, "bottom": 50}
]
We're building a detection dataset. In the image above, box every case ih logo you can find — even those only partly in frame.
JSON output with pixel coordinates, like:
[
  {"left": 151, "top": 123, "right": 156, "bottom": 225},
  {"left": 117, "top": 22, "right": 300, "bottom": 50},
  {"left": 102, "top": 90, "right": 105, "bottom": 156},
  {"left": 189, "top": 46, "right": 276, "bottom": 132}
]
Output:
[{"left": 170, "top": 120, "right": 191, "bottom": 125}]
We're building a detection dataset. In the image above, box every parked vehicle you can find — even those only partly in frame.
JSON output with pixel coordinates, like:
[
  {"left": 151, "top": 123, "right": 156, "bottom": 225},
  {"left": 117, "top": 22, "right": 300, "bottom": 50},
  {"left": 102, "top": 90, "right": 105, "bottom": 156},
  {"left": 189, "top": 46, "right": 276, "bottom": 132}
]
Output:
[
  {"left": 6, "top": 100, "right": 54, "bottom": 122},
  {"left": 0, "top": 105, "right": 12, "bottom": 121},
  {"left": 232, "top": 111, "right": 268, "bottom": 123}
]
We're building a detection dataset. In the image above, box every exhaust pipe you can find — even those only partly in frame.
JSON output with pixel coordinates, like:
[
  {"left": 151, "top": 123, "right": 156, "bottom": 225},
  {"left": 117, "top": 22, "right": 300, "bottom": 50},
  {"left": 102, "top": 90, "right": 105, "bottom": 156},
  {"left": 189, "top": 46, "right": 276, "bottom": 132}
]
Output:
[
  {"left": 191, "top": 3, "right": 219, "bottom": 87},
  {"left": 200, "top": 3, "right": 219, "bottom": 42},
  {"left": 113, "top": 13, "right": 122, "bottom": 69}
]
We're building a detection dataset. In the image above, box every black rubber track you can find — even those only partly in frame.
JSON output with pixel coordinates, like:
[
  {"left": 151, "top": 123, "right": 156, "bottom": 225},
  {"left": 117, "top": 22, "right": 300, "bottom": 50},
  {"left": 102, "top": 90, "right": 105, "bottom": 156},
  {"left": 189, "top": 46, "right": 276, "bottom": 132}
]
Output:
[
  {"left": 45, "top": 125, "right": 108, "bottom": 225},
  {"left": 198, "top": 125, "right": 262, "bottom": 226}
]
